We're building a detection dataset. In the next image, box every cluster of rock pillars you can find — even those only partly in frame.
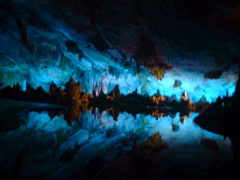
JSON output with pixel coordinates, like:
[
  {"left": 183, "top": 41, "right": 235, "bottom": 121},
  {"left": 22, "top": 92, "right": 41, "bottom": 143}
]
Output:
[{"left": 0, "top": 77, "right": 214, "bottom": 125}]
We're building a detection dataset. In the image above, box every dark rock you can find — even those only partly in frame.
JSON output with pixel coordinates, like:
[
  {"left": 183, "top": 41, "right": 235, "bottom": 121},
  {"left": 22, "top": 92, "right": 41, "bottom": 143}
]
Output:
[
  {"left": 168, "top": 94, "right": 177, "bottom": 102},
  {"left": 173, "top": 80, "right": 182, "bottom": 88},
  {"left": 172, "top": 123, "right": 179, "bottom": 131},
  {"left": 129, "top": 132, "right": 168, "bottom": 165},
  {"left": 109, "top": 85, "right": 120, "bottom": 99},
  {"left": 201, "top": 138, "right": 219, "bottom": 151},
  {"left": 133, "top": 36, "right": 172, "bottom": 79},
  {"left": 106, "top": 124, "right": 118, "bottom": 138},
  {"left": 169, "top": 112, "right": 176, "bottom": 118},
  {"left": 65, "top": 40, "right": 84, "bottom": 58},
  {"left": 200, "top": 95, "right": 207, "bottom": 103},
  {"left": 204, "top": 69, "right": 223, "bottom": 79}
]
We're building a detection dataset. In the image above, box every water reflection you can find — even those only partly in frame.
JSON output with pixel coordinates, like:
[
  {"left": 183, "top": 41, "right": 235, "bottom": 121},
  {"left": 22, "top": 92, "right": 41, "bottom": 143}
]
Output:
[
  {"left": 0, "top": 78, "right": 211, "bottom": 128},
  {"left": 0, "top": 77, "right": 237, "bottom": 179},
  {"left": 0, "top": 105, "right": 233, "bottom": 179}
]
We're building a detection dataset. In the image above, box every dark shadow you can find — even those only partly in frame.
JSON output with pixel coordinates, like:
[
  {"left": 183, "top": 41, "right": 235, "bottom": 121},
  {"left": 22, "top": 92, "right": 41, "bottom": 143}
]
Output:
[{"left": 194, "top": 67, "right": 240, "bottom": 178}]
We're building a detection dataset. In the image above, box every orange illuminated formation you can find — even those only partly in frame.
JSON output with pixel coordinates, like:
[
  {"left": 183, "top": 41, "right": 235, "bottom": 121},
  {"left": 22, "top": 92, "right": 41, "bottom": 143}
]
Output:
[{"left": 0, "top": 78, "right": 216, "bottom": 124}]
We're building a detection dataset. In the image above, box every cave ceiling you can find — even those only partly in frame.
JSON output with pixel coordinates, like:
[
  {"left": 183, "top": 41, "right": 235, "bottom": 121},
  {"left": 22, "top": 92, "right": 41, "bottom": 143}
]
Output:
[{"left": 52, "top": 0, "right": 240, "bottom": 71}]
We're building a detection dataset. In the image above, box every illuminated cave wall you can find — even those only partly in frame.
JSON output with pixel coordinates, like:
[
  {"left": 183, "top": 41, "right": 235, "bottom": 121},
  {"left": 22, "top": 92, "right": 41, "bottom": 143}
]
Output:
[{"left": 0, "top": 0, "right": 239, "bottom": 103}]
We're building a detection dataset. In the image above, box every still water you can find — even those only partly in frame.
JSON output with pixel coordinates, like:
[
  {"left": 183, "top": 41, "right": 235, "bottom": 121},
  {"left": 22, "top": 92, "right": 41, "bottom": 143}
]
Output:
[{"left": 0, "top": 99, "right": 234, "bottom": 179}]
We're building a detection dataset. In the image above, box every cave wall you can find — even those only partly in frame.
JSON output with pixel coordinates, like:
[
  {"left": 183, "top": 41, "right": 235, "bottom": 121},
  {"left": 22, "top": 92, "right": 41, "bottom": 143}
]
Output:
[{"left": 0, "top": 0, "right": 239, "bottom": 102}]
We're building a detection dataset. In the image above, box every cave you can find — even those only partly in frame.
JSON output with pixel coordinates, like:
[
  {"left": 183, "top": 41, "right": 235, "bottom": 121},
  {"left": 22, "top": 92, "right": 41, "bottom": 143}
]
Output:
[{"left": 0, "top": 0, "right": 240, "bottom": 179}]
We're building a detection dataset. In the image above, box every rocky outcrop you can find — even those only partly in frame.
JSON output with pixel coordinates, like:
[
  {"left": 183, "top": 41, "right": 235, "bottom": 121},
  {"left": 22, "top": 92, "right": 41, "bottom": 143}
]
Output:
[{"left": 133, "top": 36, "right": 172, "bottom": 80}]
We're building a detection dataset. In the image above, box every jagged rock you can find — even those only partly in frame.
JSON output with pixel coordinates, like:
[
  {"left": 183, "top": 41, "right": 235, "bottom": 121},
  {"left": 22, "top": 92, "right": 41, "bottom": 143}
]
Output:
[
  {"left": 200, "top": 95, "right": 207, "bottom": 103},
  {"left": 181, "top": 91, "right": 188, "bottom": 101},
  {"left": 168, "top": 94, "right": 177, "bottom": 102},
  {"left": 150, "top": 66, "right": 166, "bottom": 80},
  {"left": 110, "top": 85, "right": 120, "bottom": 99},
  {"left": 133, "top": 36, "right": 172, "bottom": 79},
  {"left": 155, "top": 89, "right": 161, "bottom": 97},
  {"left": 81, "top": 92, "right": 89, "bottom": 103},
  {"left": 48, "top": 81, "right": 57, "bottom": 96},
  {"left": 172, "top": 123, "right": 180, "bottom": 131},
  {"left": 65, "top": 78, "right": 82, "bottom": 103},
  {"left": 64, "top": 105, "right": 81, "bottom": 125},
  {"left": 65, "top": 40, "right": 84, "bottom": 57},
  {"left": 152, "top": 95, "right": 166, "bottom": 105},
  {"left": 169, "top": 112, "right": 176, "bottom": 118},
  {"left": 180, "top": 116, "right": 186, "bottom": 124},
  {"left": 129, "top": 132, "right": 168, "bottom": 164},
  {"left": 106, "top": 124, "right": 118, "bottom": 138},
  {"left": 173, "top": 79, "right": 182, "bottom": 88}
]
